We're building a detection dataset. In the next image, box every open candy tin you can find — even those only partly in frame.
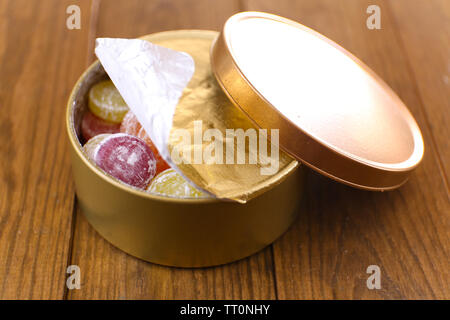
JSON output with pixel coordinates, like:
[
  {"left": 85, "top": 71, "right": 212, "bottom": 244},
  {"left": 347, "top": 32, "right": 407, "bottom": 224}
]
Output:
[{"left": 66, "top": 12, "right": 424, "bottom": 267}]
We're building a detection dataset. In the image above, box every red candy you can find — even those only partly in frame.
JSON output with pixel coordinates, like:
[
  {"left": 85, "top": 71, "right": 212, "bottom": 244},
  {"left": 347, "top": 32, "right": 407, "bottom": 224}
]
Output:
[
  {"left": 93, "top": 133, "right": 157, "bottom": 189},
  {"left": 120, "top": 111, "right": 170, "bottom": 175},
  {"left": 81, "top": 110, "right": 120, "bottom": 142},
  {"left": 120, "top": 110, "right": 140, "bottom": 136}
]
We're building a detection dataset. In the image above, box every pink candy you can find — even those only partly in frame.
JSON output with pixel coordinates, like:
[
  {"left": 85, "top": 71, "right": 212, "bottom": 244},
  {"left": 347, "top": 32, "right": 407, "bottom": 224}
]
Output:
[{"left": 90, "top": 133, "right": 157, "bottom": 189}]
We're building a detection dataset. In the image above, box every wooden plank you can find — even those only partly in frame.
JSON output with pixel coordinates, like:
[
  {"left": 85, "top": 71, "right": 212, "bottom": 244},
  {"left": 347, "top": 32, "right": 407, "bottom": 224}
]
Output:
[
  {"left": 68, "top": 0, "right": 277, "bottom": 299},
  {"left": 96, "top": 0, "right": 240, "bottom": 37},
  {"left": 242, "top": 0, "right": 449, "bottom": 299},
  {"left": 0, "top": 0, "right": 94, "bottom": 299},
  {"left": 388, "top": 0, "right": 450, "bottom": 183},
  {"left": 69, "top": 211, "right": 276, "bottom": 299}
]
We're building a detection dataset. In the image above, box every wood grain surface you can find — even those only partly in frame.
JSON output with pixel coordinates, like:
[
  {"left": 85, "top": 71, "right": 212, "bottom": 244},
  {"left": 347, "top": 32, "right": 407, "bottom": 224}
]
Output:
[
  {"left": 0, "top": 0, "right": 448, "bottom": 300},
  {"left": 242, "top": 0, "right": 450, "bottom": 299},
  {"left": 0, "top": 0, "right": 94, "bottom": 299}
]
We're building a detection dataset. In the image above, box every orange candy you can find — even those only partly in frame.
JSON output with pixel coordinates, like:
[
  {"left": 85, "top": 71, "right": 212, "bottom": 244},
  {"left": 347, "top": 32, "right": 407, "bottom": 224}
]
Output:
[{"left": 120, "top": 111, "right": 170, "bottom": 175}]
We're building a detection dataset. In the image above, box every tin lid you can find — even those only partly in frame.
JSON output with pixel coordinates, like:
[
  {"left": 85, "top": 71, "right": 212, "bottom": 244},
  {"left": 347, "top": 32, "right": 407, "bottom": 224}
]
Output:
[{"left": 211, "top": 12, "right": 424, "bottom": 190}]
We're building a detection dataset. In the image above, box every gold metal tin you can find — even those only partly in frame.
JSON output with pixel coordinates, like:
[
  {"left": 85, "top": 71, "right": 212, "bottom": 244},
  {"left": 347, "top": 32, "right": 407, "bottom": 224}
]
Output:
[
  {"left": 211, "top": 12, "right": 424, "bottom": 191},
  {"left": 66, "top": 30, "right": 304, "bottom": 267},
  {"left": 160, "top": 30, "right": 298, "bottom": 203}
]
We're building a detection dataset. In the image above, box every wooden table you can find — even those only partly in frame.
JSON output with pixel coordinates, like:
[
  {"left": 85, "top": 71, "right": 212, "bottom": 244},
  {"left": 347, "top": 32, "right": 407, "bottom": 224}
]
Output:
[{"left": 0, "top": 0, "right": 448, "bottom": 300}]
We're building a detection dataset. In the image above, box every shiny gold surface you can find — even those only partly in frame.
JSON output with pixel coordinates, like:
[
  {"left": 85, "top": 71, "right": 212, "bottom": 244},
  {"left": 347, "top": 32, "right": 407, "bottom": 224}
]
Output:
[
  {"left": 211, "top": 12, "right": 424, "bottom": 190},
  {"left": 141, "top": 31, "right": 296, "bottom": 203},
  {"left": 66, "top": 30, "right": 304, "bottom": 267}
]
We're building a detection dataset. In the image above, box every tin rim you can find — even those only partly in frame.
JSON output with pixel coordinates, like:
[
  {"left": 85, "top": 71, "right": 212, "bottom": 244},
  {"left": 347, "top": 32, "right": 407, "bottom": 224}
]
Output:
[{"left": 66, "top": 29, "right": 299, "bottom": 204}]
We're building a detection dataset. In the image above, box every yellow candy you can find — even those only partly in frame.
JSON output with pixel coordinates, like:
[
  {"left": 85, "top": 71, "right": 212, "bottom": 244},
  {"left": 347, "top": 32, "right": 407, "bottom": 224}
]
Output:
[
  {"left": 88, "top": 80, "right": 129, "bottom": 123},
  {"left": 147, "top": 168, "right": 209, "bottom": 199},
  {"left": 83, "top": 133, "right": 111, "bottom": 159}
]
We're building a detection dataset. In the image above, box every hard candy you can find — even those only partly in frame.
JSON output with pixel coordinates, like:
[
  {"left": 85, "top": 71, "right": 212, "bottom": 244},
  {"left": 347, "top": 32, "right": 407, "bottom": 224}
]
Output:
[
  {"left": 81, "top": 110, "right": 120, "bottom": 142},
  {"left": 84, "top": 133, "right": 156, "bottom": 189},
  {"left": 120, "top": 111, "right": 170, "bottom": 175},
  {"left": 88, "top": 80, "right": 129, "bottom": 123},
  {"left": 147, "top": 168, "right": 209, "bottom": 198}
]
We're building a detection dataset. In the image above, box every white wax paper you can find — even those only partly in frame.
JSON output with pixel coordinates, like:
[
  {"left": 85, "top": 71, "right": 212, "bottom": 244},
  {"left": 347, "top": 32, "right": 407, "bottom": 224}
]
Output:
[{"left": 94, "top": 38, "right": 195, "bottom": 170}]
